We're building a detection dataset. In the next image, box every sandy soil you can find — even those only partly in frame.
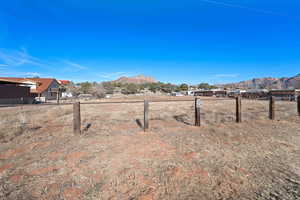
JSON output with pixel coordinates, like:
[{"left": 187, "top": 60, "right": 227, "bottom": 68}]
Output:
[{"left": 0, "top": 97, "right": 299, "bottom": 200}]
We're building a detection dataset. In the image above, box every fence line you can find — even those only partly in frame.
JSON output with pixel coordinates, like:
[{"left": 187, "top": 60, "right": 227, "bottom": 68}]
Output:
[
  {"left": 0, "top": 96, "right": 299, "bottom": 134},
  {"left": 75, "top": 96, "right": 299, "bottom": 133},
  {"left": 0, "top": 98, "right": 237, "bottom": 108}
]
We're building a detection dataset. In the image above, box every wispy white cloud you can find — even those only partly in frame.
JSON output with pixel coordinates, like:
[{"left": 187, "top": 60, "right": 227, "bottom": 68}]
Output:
[
  {"left": 0, "top": 48, "right": 92, "bottom": 77},
  {"left": 0, "top": 69, "right": 42, "bottom": 77},
  {"left": 63, "top": 60, "right": 88, "bottom": 71},
  {"left": 214, "top": 73, "right": 239, "bottom": 78},
  {"left": 97, "top": 71, "right": 137, "bottom": 80},
  {"left": 0, "top": 48, "right": 121, "bottom": 82},
  {"left": 0, "top": 48, "right": 50, "bottom": 68},
  {"left": 24, "top": 72, "right": 41, "bottom": 77},
  {"left": 198, "top": 0, "right": 300, "bottom": 20}
]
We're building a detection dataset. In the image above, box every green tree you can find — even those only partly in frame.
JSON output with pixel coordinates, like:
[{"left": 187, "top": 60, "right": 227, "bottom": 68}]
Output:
[
  {"left": 102, "top": 82, "right": 115, "bottom": 94},
  {"left": 121, "top": 83, "right": 139, "bottom": 94},
  {"left": 66, "top": 82, "right": 81, "bottom": 96},
  {"left": 198, "top": 83, "right": 210, "bottom": 89},
  {"left": 179, "top": 83, "right": 189, "bottom": 91},
  {"left": 80, "top": 82, "right": 92, "bottom": 94},
  {"left": 92, "top": 85, "right": 105, "bottom": 98},
  {"left": 161, "top": 83, "right": 176, "bottom": 93},
  {"left": 174, "top": 86, "right": 181, "bottom": 92}
]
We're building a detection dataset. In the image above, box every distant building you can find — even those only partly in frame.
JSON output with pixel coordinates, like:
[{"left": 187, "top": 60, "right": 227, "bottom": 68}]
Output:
[
  {"left": 61, "top": 92, "right": 73, "bottom": 98},
  {"left": 214, "top": 90, "right": 227, "bottom": 97},
  {"left": 194, "top": 89, "right": 227, "bottom": 97},
  {"left": 228, "top": 89, "right": 246, "bottom": 97},
  {"left": 242, "top": 89, "right": 269, "bottom": 99},
  {"left": 0, "top": 79, "right": 34, "bottom": 104},
  {"left": 58, "top": 80, "right": 73, "bottom": 98},
  {"left": 269, "top": 89, "right": 300, "bottom": 101},
  {"left": 0, "top": 77, "right": 61, "bottom": 102},
  {"left": 58, "top": 80, "right": 71, "bottom": 85},
  {"left": 171, "top": 92, "right": 184, "bottom": 97},
  {"left": 185, "top": 91, "right": 195, "bottom": 96},
  {"left": 194, "top": 90, "right": 214, "bottom": 97}
]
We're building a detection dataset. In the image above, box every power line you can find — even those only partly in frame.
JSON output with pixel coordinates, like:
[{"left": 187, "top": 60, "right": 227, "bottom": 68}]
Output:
[{"left": 198, "top": 0, "right": 300, "bottom": 20}]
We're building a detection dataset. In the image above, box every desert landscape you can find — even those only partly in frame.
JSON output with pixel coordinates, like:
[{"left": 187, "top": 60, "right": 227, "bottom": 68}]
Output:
[
  {"left": 0, "top": 97, "right": 299, "bottom": 200},
  {"left": 1, "top": 1, "right": 300, "bottom": 199}
]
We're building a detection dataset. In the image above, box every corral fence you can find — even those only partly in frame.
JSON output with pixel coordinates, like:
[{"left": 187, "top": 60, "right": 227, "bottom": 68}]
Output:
[
  {"left": 75, "top": 96, "right": 300, "bottom": 133},
  {"left": 1, "top": 96, "right": 299, "bottom": 134}
]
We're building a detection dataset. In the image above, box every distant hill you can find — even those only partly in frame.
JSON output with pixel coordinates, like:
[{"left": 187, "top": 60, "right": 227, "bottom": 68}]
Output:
[
  {"left": 113, "top": 75, "right": 157, "bottom": 84},
  {"left": 220, "top": 74, "right": 300, "bottom": 89}
]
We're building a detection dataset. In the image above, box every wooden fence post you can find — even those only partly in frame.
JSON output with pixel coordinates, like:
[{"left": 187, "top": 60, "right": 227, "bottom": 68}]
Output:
[
  {"left": 195, "top": 98, "right": 201, "bottom": 126},
  {"left": 269, "top": 96, "right": 275, "bottom": 120},
  {"left": 56, "top": 91, "right": 60, "bottom": 104},
  {"left": 236, "top": 96, "right": 242, "bottom": 123},
  {"left": 144, "top": 100, "right": 149, "bottom": 131},
  {"left": 73, "top": 102, "right": 81, "bottom": 134},
  {"left": 297, "top": 96, "right": 300, "bottom": 116}
]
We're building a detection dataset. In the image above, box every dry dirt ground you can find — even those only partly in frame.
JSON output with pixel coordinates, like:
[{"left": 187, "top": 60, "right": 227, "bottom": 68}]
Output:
[{"left": 0, "top": 97, "right": 299, "bottom": 200}]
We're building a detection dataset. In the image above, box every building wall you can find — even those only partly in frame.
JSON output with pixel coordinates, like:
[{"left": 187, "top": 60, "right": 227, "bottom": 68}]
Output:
[
  {"left": 0, "top": 85, "right": 31, "bottom": 98},
  {"left": 0, "top": 84, "right": 34, "bottom": 104},
  {"left": 40, "top": 80, "right": 60, "bottom": 101}
]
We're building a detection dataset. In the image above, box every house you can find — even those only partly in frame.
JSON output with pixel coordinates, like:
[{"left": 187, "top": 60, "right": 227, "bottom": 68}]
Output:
[
  {"left": 0, "top": 77, "right": 61, "bottom": 102},
  {"left": 0, "top": 79, "right": 34, "bottom": 104}
]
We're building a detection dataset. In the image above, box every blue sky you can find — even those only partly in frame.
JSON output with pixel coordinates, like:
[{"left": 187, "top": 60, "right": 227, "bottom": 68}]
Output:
[{"left": 0, "top": 0, "right": 299, "bottom": 84}]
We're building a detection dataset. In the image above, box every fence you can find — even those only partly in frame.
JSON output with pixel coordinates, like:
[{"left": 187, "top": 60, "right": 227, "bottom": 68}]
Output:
[
  {"left": 71, "top": 96, "right": 300, "bottom": 134},
  {"left": 0, "top": 96, "right": 299, "bottom": 135}
]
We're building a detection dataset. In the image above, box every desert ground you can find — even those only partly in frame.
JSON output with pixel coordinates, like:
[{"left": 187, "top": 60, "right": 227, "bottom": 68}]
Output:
[{"left": 0, "top": 97, "right": 299, "bottom": 200}]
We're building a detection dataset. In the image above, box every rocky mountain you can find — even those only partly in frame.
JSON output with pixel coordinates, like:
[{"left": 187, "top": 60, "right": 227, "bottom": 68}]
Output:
[
  {"left": 220, "top": 74, "right": 300, "bottom": 89},
  {"left": 113, "top": 75, "right": 157, "bottom": 84}
]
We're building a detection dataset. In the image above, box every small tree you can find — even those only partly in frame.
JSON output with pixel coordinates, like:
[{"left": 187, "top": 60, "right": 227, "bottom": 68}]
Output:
[
  {"left": 198, "top": 83, "right": 210, "bottom": 89},
  {"left": 179, "top": 83, "right": 189, "bottom": 91},
  {"left": 91, "top": 84, "right": 106, "bottom": 98},
  {"left": 121, "top": 84, "right": 139, "bottom": 94},
  {"left": 102, "top": 82, "right": 115, "bottom": 94},
  {"left": 80, "top": 82, "right": 93, "bottom": 94},
  {"left": 161, "top": 83, "right": 175, "bottom": 93},
  {"left": 66, "top": 82, "right": 81, "bottom": 97}
]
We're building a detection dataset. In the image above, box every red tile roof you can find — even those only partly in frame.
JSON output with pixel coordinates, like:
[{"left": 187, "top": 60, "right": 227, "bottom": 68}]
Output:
[
  {"left": 0, "top": 77, "right": 57, "bottom": 94},
  {"left": 59, "top": 80, "right": 71, "bottom": 85}
]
